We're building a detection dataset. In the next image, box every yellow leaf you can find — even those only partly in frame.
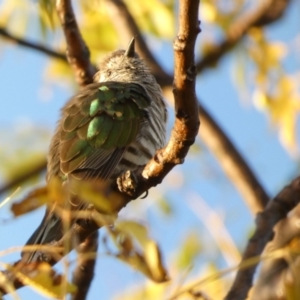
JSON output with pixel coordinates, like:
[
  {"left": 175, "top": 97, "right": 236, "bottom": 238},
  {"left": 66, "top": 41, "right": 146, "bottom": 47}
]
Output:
[
  {"left": 200, "top": 2, "right": 217, "bottom": 23},
  {"left": 253, "top": 76, "right": 300, "bottom": 154},
  {"left": 11, "top": 186, "right": 48, "bottom": 216},
  {"left": 176, "top": 232, "right": 202, "bottom": 270},
  {"left": 125, "top": 0, "right": 174, "bottom": 38},
  {"left": 115, "top": 220, "right": 149, "bottom": 248},
  {"left": 267, "top": 42, "right": 287, "bottom": 63},
  {"left": 253, "top": 89, "right": 268, "bottom": 110},
  {"left": 3, "top": 153, "right": 45, "bottom": 184},
  {"left": 144, "top": 240, "right": 168, "bottom": 282},
  {"left": 69, "top": 179, "right": 119, "bottom": 214},
  {"left": 157, "top": 198, "right": 173, "bottom": 216},
  {"left": 11, "top": 177, "right": 65, "bottom": 217},
  {"left": 45, "top": 59, "right": 73, "bottom": 87},
  {"left": 11, "top": 263, "right": 77, "bottom": 298},
  {"left": 113, "top": 220, "right": 169, "bottom": 282},
  {"left": 115, "top": 280, "right": 169, "bottom": 300}
]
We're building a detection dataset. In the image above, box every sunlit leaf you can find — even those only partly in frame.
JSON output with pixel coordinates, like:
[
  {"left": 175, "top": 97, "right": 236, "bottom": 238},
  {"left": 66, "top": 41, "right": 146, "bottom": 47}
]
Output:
[
  {"left": 144, "top": 240, "right": 168, "bottom": 282},
  {"left": 0, "top": 0, "right": 30, "bottom": 35},
  {"left": 69, "top": 179, "right": 121, "bottom": 214},
  {"left": 124, "top": 0, "right": 174, "bottom": 38},
  {"left": 10, "top": 262, "right": 77, "bottom": 298},
  {"left": 11, "top": 186, "right": 48, "bottom": 216},
  {"left": 80, "top": 1, "right": 119, "bottom": 55},
  {"left": 45, "top": 58, "right": 73, "bottom": 86},
  {"left": 201, "top": 2, "right": 217, "bottom": 23},
  {"left": 111, "top": 220, "right": 169, "bottom": 282},
  {"left": 10, "top": 177, "right": 65, "bottom": 216},
  {"left": 157, "top": 198, "right": 173, "bottom": 216},
  {"left": 253, "top": 76, "right": 300, "bottom": 154},
  {"left": 176, "top": 232, "right": 202, "bottom": 270},
  {"left": 115, "top": 221, "right": 149, "bottom": 248},
  {"left": 200, "top": 264, "right": 229, "bottom": 300},
  {"left": 115, "top": 280, "right": 169, "bottom": 300},
  {"left": 38, "top": 0, "right": 58, "bottom": 37}
]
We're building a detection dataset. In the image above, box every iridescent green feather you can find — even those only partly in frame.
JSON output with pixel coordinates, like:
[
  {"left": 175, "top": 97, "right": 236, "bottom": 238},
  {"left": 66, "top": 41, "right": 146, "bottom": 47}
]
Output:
[
  {"left": 122, "top": 103, "right": 135, "bottom": 119},
  {"left": 63, "top": 113, "right": 84, "bottom": 132},
  {"left": 93, "top": 116, "right": 114, "bottom": 148},
  {"left": 102, "top": 121, "right": 123, "bottom": 149},
  {"left": 63, "top": 139, "right": 89, "bottom": 162},
  {"left": 89, "top": 99, "right": 101, "bottom": 117},
  {"left": 116, "top": 120, "right": 132, "bottom": 147},
  {"left": 60, "top": 81, "right": 151, "bottom": 178},
  {"left": 87, "top": 116, "right": 105, "bottom": 140}
]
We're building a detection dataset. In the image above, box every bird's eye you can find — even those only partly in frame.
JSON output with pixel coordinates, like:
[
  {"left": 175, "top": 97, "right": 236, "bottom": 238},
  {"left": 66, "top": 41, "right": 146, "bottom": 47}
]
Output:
[{"left": 106, "top": 70, "right": 112, "bottom": 76}]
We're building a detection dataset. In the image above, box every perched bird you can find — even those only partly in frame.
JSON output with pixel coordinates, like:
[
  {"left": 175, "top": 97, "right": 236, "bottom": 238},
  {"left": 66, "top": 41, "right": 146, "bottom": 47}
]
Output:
[{"left": 22, "top": 38, "right": 167, "bottom": 263}]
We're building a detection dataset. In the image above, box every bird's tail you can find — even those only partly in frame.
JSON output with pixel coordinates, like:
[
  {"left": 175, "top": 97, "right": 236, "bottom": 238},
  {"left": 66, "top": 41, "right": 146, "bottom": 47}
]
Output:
[{"left": 21, "top": 207, "right": 64, "bottom": 263}]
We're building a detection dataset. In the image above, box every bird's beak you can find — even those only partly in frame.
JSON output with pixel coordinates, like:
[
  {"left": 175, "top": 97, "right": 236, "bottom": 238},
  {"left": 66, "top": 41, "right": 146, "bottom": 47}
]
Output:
[{"left": 124, "top": 37, "right": 135, "bottom": 57}]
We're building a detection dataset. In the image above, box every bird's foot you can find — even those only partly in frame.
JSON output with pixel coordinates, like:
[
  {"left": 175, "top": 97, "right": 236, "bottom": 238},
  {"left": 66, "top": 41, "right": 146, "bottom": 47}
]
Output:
[{"left": 117, "top": 170, "right": 139, "bottom": 199}]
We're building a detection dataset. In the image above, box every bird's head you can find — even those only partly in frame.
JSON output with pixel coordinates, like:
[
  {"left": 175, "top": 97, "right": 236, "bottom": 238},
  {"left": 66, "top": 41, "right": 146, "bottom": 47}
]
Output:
[{"left": 94, "top": 38, "right": 154, "bottom": 85}]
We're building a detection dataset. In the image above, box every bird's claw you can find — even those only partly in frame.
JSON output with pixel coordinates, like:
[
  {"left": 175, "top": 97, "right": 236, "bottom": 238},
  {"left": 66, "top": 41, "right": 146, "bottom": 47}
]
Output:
[{"left": 117, "top": 170, "right": 138, "bottom": 199}]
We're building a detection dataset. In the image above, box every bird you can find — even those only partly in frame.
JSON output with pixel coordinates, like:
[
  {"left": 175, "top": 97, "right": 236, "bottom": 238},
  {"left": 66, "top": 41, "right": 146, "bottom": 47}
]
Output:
[{"left": 21, "top": 38, "right": 167, "bottom": 263}]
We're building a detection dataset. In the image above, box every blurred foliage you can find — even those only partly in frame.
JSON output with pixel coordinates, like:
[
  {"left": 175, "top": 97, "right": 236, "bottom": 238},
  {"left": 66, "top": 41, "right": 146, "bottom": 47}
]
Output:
[
  {"left": 6, "top": 262, "right": 77, "bottom": 298},
  {"left": 235, "top": 27, "right": 300, "bottom": 155},
  {"left": 201, "top": 0, "right": 244, "bottom": 30},
  {"left": 248, "top": 28, "right": 300, "bottom": 154},
  {"left": 176, "top": 232, "right": 203, "bottom": 271},
  {"left": 1, "top": 0, "right": 298, "bottom": 152},
  {"left": 124, "top": 0, "right": 174, "bottom": 38},
  {"left": 0, "top": 125, "right": 49, "bottom": 192},
  {"left": 0, "top": 0, "right": 299, "bottom": 299},
  {"left": 110, "top": 220, "right": 168, "bottom": 282}
]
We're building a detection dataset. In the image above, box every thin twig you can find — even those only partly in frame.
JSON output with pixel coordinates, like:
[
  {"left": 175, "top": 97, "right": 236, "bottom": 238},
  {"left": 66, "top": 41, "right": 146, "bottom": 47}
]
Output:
[
  {"left": 71, "top": 232, "right": 98, "bottom": 300},
  {"left": 0, "top": 27, "right": 66, "bottom": 61}
]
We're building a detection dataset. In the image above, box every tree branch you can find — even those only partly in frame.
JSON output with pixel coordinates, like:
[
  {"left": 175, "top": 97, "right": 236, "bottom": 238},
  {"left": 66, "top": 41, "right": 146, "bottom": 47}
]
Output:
[
  {"left": 224, "top": 176, "right": 300, "bottom": 300},
  {"left": 1, "top": 0, "right": 200, "bottom": 295},
  {"left": 115, "top": 0, "right": 200, "bottom": 199},
  {"left": 0, "top": 0, "right": 288, "bottom": 212},
  {"left": 250, "top": 204, "right": 300, "bottom": 299},
  {"left": 1, "top": 0, "right": 291, "bottom": 296},
  {"left": 71, "top": 231, "right": 98, "bottom": 300},
  {"left": 56, "top": 0, "right": 97, "bottom": 86},
  {"left": 17, "top": 0, "right": 201, "bottom": 275},
  {"left": 0, "top": 1, "right": 290, "bottom": 79},
  {"left": 104, "top": 0, "right": 269, "bottom": 213}
]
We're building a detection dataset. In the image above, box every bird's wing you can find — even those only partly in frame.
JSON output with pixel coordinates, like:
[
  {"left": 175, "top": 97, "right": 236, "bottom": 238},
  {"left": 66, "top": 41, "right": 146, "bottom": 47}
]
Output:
[
  {"left": 60, "top": 81, "right": 151, "bottom": 180},
  {"left": 22, "top": 82, "right": 151, "bottom": 263}
]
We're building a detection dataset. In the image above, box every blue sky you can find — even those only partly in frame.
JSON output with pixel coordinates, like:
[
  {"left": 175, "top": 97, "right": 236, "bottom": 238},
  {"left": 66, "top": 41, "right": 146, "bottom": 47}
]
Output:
[{"left": 0, "top": 1, "right": 299, "bottom": 299}]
